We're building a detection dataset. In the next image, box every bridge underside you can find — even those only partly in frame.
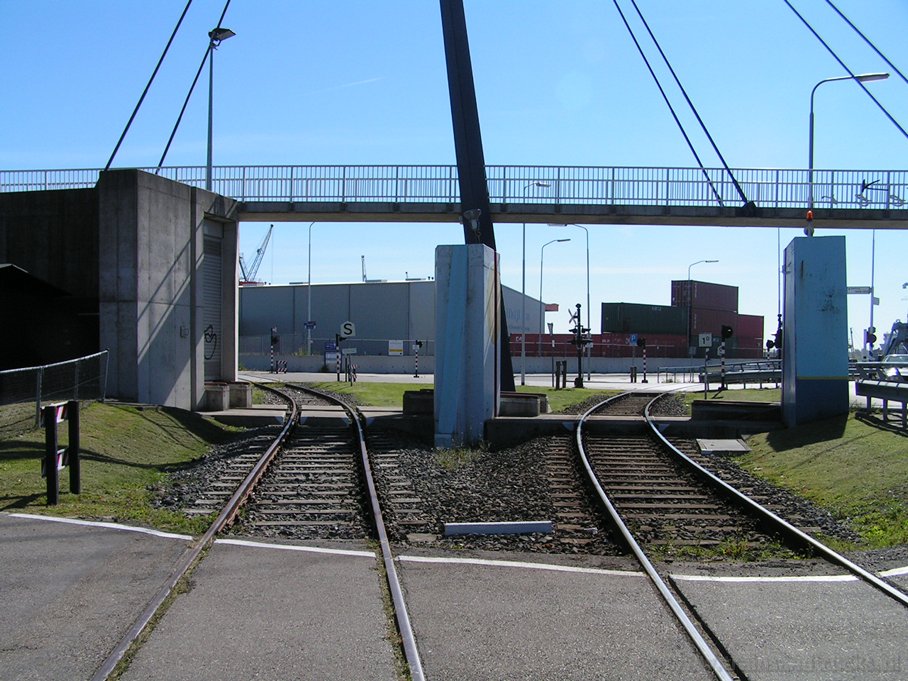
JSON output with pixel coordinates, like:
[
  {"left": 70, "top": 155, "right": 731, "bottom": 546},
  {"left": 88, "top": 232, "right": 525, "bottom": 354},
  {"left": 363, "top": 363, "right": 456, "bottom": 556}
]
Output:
[{"left": 238, "top": 201, "right": 908, "bottom": 228}]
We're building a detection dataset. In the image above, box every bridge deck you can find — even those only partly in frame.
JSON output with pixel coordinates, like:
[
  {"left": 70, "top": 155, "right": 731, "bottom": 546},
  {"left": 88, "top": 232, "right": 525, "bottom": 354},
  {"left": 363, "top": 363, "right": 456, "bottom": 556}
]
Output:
[{"left": 4, "top": 164, "right": 906, "bottom": 227}]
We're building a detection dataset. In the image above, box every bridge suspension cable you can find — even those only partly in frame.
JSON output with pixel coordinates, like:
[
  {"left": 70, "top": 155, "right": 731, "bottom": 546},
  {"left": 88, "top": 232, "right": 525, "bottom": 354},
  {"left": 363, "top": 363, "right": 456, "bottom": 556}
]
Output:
[
  {"left": 157, "top": 0, "right": 234, "bottom": 172},
  {"left": 825, "top": 0, "right": 908, "bottom": 88},
  {"left": 609, "top": 0, "right": 724, "bottom": 207},
  {"left": 105, "top": 1, "right": 194, "bottom": 172},
  {"left": 784, "top": 0, "right": 908, "bottom": 142},
  {"left": 625, "top": 0, "right": 752, "bottom": 207}
]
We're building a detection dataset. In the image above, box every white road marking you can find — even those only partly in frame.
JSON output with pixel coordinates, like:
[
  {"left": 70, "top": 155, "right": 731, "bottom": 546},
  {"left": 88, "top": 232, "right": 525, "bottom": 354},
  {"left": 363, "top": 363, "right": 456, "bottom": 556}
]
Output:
[
  {"left": 216, "top": 537, "right": 375, "bottom": 558},
  {"left": 6, "top": 512, "right": 192, "bottom": 540}
]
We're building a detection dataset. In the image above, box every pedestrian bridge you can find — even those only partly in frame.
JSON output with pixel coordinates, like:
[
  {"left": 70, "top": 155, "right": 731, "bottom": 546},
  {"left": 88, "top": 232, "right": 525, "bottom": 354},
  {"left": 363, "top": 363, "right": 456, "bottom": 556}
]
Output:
[{"left": 3, "top": 164, "right": 907, "bottom": 228}]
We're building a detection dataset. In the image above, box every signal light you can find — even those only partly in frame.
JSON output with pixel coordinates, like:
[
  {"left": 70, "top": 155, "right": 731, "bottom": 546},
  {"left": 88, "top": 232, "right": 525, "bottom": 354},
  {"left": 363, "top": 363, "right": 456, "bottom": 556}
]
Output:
[
  {"left": 636, "top": 337, "right": 646, "bottom": 348},
  {"left": 721, "top": 325, "right": 734, "bottom": 339},
  {"left": 865, "top": 330, "right": 877, "bottom": 346}
]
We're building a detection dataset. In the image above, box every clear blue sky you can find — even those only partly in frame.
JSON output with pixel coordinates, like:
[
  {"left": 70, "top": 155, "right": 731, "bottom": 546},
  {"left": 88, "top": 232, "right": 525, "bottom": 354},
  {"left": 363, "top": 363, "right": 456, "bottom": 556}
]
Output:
[{"left": 2, "top": 1, "right": 907, "bottom": 346}]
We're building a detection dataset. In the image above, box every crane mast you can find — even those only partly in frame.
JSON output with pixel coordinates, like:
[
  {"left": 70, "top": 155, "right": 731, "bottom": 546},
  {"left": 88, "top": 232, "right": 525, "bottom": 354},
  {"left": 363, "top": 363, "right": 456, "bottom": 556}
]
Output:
[{"left": 239, "top": 224, "right": 273, "bottom": 285}]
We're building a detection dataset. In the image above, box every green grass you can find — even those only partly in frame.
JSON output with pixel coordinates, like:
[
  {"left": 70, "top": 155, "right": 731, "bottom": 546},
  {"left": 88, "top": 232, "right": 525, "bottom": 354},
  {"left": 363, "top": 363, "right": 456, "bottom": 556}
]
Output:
[
  {"left": 302, "top": 381, "right": 619, "bottom": 413},
  {"left": 0, "top": 402, "right": 244, "bottom": 534},
  {"left": 741, "top": 412, "right": 908, "bottom": 548}
]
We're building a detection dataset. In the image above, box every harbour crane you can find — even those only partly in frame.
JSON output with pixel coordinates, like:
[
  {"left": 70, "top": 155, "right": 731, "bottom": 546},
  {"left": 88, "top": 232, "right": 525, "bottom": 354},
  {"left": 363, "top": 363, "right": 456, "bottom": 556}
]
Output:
[{"left": 239, "top": 224, "right": 273, "bottom": 285}]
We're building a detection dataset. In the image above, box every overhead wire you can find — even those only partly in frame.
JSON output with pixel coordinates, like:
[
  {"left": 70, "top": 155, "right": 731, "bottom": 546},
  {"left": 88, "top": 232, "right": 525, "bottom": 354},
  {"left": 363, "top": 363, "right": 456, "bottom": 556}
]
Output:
[
  {"left": 783, "top": 0, "right": 908, "bottom": 142},
  {"left": 626, "top": 0, "right": 751, "bottom": 206},
  {"left": 824, "top": 0, "right": 908, "bottom": 88},
  {"left": 609, "top": 0, "right": 725, "bottom": 207},
  {"left": 105, "top": 0, "right": 194, "bottom": 171},
  {"left": 156, "top": 0, "right": 233, "bottom": 172}
]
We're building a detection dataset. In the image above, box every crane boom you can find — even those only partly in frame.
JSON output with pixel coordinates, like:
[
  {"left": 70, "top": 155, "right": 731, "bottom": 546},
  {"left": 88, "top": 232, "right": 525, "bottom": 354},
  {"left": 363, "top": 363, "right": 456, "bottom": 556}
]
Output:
[{"left": 240, "top": 225, "right": 273, "bottom": 284}]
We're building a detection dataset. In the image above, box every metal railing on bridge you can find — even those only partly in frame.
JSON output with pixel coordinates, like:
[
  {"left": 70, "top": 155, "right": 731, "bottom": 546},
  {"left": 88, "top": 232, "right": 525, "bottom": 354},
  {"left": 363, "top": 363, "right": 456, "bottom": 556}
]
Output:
[{"left": 3, "top": 164, "right": 906, "bottom": 211}]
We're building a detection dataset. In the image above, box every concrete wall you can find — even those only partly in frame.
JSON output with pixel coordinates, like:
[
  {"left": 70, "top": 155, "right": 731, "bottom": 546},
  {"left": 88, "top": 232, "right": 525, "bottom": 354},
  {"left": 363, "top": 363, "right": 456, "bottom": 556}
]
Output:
[{"left": 98, "top": 170, "right": 238, "bottom": 409}]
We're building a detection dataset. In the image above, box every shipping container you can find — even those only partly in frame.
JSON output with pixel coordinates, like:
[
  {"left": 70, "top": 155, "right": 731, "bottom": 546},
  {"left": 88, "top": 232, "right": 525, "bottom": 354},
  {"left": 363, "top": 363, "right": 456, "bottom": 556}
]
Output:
[
  {"left": 601, "top": 302, "right": 686, "bottom": 335},
  {"left": 736, "top": 313, "right": 764, "bottom": 339},
  {"left": 671, "top": 280, "right": 738, "bottom": 312},
  {"left": 689, "top": 307, "right": 739, "bottom": 337}
]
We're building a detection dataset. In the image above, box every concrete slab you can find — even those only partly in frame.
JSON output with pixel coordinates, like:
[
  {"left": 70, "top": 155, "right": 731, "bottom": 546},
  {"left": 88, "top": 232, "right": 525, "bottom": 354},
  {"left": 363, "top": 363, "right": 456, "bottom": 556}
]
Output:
[
  {"left": 121, "top": 538, "right": 398, "bottom": 681},
  {"left": 397, "top": 552, "right": 714, "bottom": 680},
  {"left": 0, "top": 513, "right": 191, "bottom": 681},
  {"left": 696, "top": 438, "right": 751, "bottom": 454},
  {"left": 671, "top": 574, "right": 908, "bottom": 680}
]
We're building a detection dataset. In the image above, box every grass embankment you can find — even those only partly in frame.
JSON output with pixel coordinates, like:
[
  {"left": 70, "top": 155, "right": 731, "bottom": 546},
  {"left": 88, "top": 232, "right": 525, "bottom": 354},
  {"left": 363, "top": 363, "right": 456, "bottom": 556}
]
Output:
[
  {"left": 741, "top": 414, "right": 908, "bottom": 548},
  {"left": 0, "top": 402, "right": 243, "bottom": 534}
]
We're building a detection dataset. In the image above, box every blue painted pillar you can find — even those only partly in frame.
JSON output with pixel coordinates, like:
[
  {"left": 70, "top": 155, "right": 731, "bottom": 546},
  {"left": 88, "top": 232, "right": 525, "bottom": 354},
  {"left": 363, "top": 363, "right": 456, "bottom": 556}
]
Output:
[
  {"left": 434, "top": 244, "right": 500, "bottom": 448},
  {"left": 782, "top": 235, "right": 850, "bottom": 425}
]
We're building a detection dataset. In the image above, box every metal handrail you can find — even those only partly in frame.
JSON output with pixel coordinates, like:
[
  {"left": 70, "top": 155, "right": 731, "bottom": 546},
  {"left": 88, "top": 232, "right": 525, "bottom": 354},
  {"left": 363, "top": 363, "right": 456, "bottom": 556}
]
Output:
[{"left": 2, "top": 164, "right": 907, "bottom": 210}]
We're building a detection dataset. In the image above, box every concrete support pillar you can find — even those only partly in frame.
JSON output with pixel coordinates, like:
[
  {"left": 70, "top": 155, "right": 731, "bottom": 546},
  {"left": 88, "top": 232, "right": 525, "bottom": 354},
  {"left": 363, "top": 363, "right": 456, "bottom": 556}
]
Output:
[
  {"left": 782, "top": 235, "right": 850, "bottom": 425},
  {"left": 434, "top": 244, "right": 500, "bottom": 448},
  {"left": 98, "top": 169, "right": 238, "bottom": 410}
]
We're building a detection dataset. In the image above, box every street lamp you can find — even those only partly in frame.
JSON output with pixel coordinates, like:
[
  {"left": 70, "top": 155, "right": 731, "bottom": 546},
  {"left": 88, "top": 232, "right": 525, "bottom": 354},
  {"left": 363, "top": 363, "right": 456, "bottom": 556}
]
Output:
[
  {"left": 551, "top": 222, "right": 590, "bottom": 379},
  {"left": 206, "top": 27, "right": 236, "bottom": 192},
  {"left": 807, "top": 71, "right": 888, "bottom": 231},
  {"left": 686, "top": 259, "right": 718, "bottom": 357},
  {"left": 538, "top": 238, "right": 570, "bottom": 356},
  {"left": 306, "top": 221, "right": 316, "bottom": 355},
  {"left": 521, "top": 181, "right": 550, "bottom": 385}
]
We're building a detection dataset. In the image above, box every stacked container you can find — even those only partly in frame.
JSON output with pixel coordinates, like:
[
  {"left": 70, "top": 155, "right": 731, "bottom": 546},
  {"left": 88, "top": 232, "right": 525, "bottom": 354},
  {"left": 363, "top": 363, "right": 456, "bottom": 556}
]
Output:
[{"left": 670, "top": 280, "right": 763, "bottom": 358}]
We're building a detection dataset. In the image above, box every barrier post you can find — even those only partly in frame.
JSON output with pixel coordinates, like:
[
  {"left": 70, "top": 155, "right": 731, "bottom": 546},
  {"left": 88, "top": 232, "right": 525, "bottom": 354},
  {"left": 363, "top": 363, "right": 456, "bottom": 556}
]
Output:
[
  {"left": 68, "top": 400, "right": 80, "bottom": 494},
  {"left": 43, "top": 405, "right": 59, "bottom": 505}
]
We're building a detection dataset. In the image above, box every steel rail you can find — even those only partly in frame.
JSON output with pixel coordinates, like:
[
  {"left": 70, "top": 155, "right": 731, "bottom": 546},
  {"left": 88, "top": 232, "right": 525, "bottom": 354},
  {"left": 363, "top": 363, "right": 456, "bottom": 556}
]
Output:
[
  {"left": 91, "top": 385, "right": 298, "bottom": 680},
  {"left": 297, "top": 384, "right": 425, "bottom": 681},
  {"left": 643, "top": 396, "right": 908, "bottom": 608},
  {"left": 575, "top": 392, "right": 735, "bottom": 681}
]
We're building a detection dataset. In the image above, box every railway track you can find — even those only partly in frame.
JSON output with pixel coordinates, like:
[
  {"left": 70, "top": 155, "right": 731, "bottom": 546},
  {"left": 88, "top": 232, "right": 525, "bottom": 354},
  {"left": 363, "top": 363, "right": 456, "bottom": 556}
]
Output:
[
  {"left": 94, "top": 382, "right": 425, "bottom": 681},
  {"left": 576, "top": 389, "right": 908, "bottom": 680},
  {"left": 583, "top": 393, "right": 781, "bottom": 554}
]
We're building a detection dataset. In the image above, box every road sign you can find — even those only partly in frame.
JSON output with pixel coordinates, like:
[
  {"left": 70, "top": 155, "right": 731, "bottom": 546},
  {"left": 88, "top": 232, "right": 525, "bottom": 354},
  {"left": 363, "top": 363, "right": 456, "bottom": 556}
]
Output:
[
  {"left": 304, "top": 320, "right": 317, "bottom": 329},
  {"left": 846, "top": 286, "right": 872, "bottom": 295},
  {"left": 699, "top": 332, "right": 713, "bottom": 348},
  {"left": 340, "top": 320, "right": 356, "bottom": 337},
  {"left": 872, "top": 296, "right": 880, "bottom": 306},
  {"left": 629, "top": 334, "right": 638, "bottom": 346}
]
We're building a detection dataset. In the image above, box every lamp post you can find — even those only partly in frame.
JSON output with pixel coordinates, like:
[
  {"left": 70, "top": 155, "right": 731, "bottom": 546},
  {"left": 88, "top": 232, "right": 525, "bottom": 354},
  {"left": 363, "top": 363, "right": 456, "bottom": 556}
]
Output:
[
  {"left": 538, "top": 238, "right": 570, "bottom": 356},
  {"left": 306, "top": 221, "right": 317, "bottom": 355},
  {"left": 521, "top": 181, "right": 550, "bottom": 385},
  {"left": 686, "top": 259, "right": 718, "bottom": 357},
  {"left": 206, "top": 27, "right": 236, "bottom": 192},
  {"left": 551, "top": 222, "right": 590, "bottom": 379},
  {"left": 807, "top": 72, "right": 888, "bottom": 226}
]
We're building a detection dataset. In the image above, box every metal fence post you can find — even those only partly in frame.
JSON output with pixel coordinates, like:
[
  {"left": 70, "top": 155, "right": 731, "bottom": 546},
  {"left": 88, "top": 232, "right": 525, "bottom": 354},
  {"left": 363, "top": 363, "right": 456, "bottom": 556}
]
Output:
[{"left": 35, "top": 367, "right": 44, "bottom": 427}]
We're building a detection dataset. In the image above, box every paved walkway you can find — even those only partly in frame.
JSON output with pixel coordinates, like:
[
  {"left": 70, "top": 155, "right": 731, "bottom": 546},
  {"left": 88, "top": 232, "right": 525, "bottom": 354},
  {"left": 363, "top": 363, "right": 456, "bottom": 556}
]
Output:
[{"left": 3, "top": 514, "right": 906, "bottom": 680}]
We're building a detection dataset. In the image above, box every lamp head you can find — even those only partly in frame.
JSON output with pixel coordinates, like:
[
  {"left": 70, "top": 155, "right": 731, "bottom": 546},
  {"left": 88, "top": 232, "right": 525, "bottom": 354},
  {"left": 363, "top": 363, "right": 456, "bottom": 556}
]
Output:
[
  {"left": 209, "top": 27, "right": 236, "bottom": 45},
  {"left": 854, "top": 72, "right": 889, "bottom": 83}
]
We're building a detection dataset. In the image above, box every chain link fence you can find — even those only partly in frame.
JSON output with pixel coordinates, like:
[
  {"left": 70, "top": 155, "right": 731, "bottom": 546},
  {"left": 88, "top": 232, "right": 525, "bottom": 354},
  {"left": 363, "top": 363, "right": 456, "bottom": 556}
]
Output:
[{"left": 0, "top": 351, "right": 109, "bottom": 438}]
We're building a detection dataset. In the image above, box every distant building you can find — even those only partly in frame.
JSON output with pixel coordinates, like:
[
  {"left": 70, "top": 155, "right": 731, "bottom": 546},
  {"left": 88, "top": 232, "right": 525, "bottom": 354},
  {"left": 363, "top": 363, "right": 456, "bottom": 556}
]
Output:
[{"left": 239, "top": 280, "right": 544, "bottom": 358}]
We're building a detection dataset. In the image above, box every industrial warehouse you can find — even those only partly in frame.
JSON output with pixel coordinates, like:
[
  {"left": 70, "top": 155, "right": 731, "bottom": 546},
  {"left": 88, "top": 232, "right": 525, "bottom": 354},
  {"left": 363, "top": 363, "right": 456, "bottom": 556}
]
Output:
[{"left": 239, "top": 277, "right": 764, "bottom": 373}]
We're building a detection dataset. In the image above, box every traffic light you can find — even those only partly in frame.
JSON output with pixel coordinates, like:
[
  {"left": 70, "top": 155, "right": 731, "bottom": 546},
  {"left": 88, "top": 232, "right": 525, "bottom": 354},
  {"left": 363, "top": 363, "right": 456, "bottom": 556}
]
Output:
[
  {"left": 721, "top": 325, "right": 734, "bottom": 340},
  {"left": 865, "top": 328, "right": 877, "bottom": 346},
  {"left": 270, "top": 327, "right": 279, "bottom": 346},
  {"left": 636, "top": 337, "right": 646, "bottom": 348},
  {"left": 765, "top": 339, "right": 775, "bottom": 351}
]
